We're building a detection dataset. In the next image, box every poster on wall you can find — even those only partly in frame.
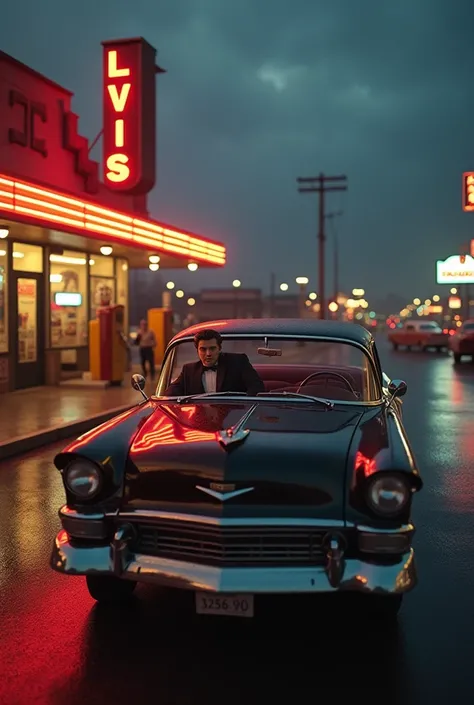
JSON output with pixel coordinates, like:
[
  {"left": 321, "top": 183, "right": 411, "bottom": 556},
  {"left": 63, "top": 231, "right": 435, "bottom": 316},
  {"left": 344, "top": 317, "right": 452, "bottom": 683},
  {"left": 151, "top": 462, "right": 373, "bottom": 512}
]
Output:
[
  {"left": 17, "top": 278, "right": 37, "bottom": 363},
  {"left": 90, "top": 277, "right": 114, "bottom": 319},
  {"left": 50, "top": 270, "right": 87, "bottom": 347}
]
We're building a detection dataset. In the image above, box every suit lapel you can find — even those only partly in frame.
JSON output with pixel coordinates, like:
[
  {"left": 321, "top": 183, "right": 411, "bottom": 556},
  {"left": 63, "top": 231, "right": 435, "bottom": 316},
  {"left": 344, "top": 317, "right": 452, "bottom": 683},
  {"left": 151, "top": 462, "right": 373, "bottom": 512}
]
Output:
[
  {"left": 216, "top": 354, "right": 227, "bottom": 392},
  {"left": 190, "top": 362, "right": 205, "bottom": 393}
]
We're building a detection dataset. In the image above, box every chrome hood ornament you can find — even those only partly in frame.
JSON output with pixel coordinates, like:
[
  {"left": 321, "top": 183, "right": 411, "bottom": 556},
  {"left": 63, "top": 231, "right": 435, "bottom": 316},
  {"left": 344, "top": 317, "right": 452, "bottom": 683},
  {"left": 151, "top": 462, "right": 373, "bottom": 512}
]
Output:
[
  {"left": 196, "top": 484, "right": 254, "bottom": 501},
  {"left": 217, "top": 403, "right": 257, "bottom": 449}
]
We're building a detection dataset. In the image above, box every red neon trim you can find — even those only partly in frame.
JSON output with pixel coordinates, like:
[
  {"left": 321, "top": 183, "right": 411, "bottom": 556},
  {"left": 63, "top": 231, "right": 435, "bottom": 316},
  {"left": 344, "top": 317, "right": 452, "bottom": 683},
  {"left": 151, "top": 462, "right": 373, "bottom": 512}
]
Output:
[{"left": 0, "top": 173, "right": 226, "bottom": 265}]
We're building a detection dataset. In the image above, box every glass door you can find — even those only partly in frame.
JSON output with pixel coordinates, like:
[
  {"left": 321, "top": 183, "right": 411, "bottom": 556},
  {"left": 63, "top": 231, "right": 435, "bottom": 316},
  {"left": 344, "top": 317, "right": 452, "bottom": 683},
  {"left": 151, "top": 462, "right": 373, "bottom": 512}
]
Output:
[{"left": 14, "top": 272, "right": 45, "bottom": 389}]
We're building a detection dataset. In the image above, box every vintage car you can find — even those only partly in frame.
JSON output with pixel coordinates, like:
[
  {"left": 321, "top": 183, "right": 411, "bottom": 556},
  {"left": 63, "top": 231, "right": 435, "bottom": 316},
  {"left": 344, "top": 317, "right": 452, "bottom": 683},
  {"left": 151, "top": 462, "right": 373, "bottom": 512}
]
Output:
[
  {"left": 448, "top": 319, "right": 474, "bottom": 363},
  {"left": 388, "top": 319, "right": 449, "bottom": 351},
  {"left": 50, "top": 319, "right": 422, "bottom": 618}
]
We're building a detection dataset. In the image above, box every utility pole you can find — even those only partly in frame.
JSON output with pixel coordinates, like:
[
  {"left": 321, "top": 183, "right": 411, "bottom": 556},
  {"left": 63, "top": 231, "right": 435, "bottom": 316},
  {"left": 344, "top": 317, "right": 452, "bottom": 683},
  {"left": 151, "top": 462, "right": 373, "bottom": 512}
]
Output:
[
  {"left": 297, "top": 174, "right": 347, "bottom": 319},
  {"left": 326, "top": 211, "right": 343, "bottom": 303}
]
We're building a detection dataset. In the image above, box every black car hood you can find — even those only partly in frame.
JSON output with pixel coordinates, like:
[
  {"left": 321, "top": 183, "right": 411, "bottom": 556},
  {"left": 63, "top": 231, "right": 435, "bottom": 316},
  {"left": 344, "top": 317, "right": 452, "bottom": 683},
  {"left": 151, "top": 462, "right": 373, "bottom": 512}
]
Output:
[{"left": 122, "top": 400, "right": 364, "bottom": 519}]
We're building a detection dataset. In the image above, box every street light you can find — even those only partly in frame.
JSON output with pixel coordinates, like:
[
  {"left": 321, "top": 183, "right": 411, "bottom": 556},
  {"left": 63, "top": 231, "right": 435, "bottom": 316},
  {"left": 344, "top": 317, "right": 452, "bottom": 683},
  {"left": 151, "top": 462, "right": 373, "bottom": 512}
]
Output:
[
  {"left": 280, "top": 283, "right": 289, "bottom": 292},
  {"left": 232, "top": 280, "right": 241, "bottom": 317},
  {"left": 149, "top": 263, "right": 159, "bottom": 271},
  {"left": 296, "top": 277, "right": 308, "bottom": 317},
  {"left": 166, "top": 281, "right": 175, "bottom": 290},
  {"left": 308, "top": 292, "right": 317, "bottom": 300},
  {"left": 176, "top": 290, "right": 184, "bottom": 298},
  {"left": 187, "top": 297, "right": 196, "bottom": 306},
  {"left": 149, "top": 255, "right": 160, "bottom": 264},
  {"left": 187, "top": 263, "right": 198, "bottom": 271}
]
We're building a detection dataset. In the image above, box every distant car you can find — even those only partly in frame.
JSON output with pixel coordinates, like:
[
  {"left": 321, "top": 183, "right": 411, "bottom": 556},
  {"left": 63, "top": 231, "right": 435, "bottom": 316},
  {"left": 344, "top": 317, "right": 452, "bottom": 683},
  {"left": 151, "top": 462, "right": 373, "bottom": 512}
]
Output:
[
  {"left": 50, "top": 318, "right": 423, "bottom": 619},
  {"left": 449, "top": 319, "right": 474, "bottom": 363},
  {"left": 388, "top": 320, "right": 449, "bottom": 351}
]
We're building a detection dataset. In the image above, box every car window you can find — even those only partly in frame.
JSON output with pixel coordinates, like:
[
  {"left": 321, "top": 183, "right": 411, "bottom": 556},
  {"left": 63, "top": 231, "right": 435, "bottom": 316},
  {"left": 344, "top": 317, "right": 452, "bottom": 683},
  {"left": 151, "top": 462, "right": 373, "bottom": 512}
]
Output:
[
  {"left": 158, "top": 337, "right": 381, "bottom": 402},
  {"left": 463, "top": 323, "right": 474, "bottom": 331},
  {"left": 419, "top": 323, "right": 441, "bottom": 332}
]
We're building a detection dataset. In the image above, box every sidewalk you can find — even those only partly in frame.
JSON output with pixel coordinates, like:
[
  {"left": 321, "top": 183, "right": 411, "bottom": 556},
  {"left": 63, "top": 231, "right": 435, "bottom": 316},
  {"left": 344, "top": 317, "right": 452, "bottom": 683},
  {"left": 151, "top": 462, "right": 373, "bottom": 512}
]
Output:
[{"left": 0, "top": 372, "right": 156, "bottom": 461}]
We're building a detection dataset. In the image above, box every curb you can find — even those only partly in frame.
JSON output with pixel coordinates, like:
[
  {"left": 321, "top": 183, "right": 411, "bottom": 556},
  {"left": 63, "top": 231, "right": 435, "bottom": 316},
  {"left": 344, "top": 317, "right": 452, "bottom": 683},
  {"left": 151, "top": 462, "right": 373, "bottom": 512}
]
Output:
[{"left": 0, "top": 403, "right": 134, "bottom": 461}]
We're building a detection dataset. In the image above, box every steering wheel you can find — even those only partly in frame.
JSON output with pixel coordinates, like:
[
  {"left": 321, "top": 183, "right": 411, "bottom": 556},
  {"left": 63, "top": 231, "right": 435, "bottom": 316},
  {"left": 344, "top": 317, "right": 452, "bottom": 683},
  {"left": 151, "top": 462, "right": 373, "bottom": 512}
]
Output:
[{"left": 297, "top": 371, "right": 358, "bottom": 396}]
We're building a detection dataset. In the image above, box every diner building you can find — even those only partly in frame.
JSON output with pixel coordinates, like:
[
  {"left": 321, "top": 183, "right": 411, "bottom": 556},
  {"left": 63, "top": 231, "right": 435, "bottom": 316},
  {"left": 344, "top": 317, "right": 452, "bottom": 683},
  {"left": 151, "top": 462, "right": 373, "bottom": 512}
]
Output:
[{"left": 0, "top": 40, "right": 226, "bottom": 393}]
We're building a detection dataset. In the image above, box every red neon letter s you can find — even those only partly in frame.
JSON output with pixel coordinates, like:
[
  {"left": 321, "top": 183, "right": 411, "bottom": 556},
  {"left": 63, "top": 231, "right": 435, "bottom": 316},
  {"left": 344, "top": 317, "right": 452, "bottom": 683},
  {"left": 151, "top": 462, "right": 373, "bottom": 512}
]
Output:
[{"left": 106, "top": 154, "right": 130, "bottom": 183}]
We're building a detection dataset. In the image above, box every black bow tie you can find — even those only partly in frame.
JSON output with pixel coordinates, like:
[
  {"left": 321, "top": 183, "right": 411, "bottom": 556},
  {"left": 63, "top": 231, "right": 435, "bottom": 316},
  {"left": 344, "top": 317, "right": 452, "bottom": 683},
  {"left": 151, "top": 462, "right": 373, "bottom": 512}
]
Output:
[{"left": 202, "top": 364, "right": 218, "bottom": 373}]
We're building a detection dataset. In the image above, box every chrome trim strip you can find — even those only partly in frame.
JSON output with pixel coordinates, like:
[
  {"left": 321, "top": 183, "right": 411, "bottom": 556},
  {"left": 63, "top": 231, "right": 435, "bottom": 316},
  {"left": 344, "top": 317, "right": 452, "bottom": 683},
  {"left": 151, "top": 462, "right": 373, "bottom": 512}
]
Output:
[
  {"left": 51, "top": 537, "right": 417, "bottom": 595},
  {"left": 59, "top": 507, "right": 105, "bottom": 521},
  {"left": 114, "top": 510, "right": 347, "bottom": 527},
  {"left": 58, "top": 507, "right": 414, "bottom": 535},
  {"left": 356, "top": 523, "right": 414, "bottom": 534}
]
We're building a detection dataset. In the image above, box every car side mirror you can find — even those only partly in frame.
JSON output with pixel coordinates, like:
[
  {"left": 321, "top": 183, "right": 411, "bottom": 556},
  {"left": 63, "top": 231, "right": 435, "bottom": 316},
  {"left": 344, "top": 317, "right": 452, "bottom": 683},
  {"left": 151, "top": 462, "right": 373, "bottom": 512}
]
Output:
[
  {"left": 388, "top": 379, "right": 407, "bottom": 399},
  {"left": 131, "top": 373, "right": 148, "bottom": 401}
]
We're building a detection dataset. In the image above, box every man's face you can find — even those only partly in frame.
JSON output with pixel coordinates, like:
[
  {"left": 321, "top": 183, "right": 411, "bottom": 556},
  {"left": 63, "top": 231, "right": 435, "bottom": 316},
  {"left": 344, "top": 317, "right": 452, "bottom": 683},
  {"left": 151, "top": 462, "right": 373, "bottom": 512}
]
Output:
[{"left": 197, "top": 338, "right": 221, "bottom": 366}]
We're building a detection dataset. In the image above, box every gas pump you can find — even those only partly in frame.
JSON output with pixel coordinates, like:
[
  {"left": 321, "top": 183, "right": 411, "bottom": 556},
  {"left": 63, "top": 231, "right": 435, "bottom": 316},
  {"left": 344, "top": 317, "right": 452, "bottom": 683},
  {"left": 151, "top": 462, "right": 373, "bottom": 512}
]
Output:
[{"left": 89, "top": 304, "right": 128, "bottom": 384}]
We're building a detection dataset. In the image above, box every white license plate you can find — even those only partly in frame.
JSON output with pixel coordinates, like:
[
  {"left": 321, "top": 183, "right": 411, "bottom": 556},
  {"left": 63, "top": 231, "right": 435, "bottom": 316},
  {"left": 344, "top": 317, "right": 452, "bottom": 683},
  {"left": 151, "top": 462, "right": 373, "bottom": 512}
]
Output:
[{"left": 195, "top": 592, "right": 254, "bottom": 618}]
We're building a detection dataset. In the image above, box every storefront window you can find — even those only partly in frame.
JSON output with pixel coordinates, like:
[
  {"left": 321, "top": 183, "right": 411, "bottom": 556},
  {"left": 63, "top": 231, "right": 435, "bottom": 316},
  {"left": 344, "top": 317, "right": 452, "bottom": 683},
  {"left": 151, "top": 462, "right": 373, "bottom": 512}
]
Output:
[
  {"left": 116, "top": 259, "right": 129, "bottom": 333},
  {"left": 13, "top": 242, "right": 43, "bottom": 273},
  {"left": 89, "top": 254, "right": 115, "bottom": 319},
  {"left": 50, "top": 250, "right": 88, "bottom": 348},
  {"left": 0, "top": 245, "right": 8, "bottom": 352}
]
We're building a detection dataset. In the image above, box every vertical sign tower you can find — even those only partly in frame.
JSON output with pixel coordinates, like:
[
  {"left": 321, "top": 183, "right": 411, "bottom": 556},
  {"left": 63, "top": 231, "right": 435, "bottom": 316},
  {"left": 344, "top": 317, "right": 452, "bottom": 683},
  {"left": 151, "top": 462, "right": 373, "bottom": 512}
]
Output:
[{"left": 102, "top": 37, "right": 163, "bottom": 195}]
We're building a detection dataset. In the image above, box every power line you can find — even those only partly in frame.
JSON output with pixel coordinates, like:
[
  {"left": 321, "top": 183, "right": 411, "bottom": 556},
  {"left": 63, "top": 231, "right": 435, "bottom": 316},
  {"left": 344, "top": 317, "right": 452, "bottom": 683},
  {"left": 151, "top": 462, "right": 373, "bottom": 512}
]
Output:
[{"left": 297, "top": 174, "right": 348, "bottom": 319}]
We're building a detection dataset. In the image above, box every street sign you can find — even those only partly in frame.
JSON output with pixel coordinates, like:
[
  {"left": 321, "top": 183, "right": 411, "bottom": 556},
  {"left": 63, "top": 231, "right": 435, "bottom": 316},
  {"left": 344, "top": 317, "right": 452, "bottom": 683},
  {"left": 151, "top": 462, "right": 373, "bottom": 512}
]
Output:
[{"left": 436, "top": 254, "right": 474, "bottom": 284}]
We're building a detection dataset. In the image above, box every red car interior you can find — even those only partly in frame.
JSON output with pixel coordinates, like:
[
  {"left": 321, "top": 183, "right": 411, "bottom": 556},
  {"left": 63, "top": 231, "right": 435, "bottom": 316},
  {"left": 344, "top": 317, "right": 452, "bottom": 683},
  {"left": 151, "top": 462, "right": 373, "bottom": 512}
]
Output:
[{"left": 254, "top": 364, "right": 364, "bottom": 401}]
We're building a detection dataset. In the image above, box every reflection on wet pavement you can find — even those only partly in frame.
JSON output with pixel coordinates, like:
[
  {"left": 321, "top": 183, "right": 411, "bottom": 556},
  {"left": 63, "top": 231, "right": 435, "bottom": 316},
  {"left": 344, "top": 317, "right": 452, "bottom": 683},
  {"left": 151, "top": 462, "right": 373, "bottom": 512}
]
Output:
[{"left": 0, "top": 337, "right": 474, "bottom": 703}]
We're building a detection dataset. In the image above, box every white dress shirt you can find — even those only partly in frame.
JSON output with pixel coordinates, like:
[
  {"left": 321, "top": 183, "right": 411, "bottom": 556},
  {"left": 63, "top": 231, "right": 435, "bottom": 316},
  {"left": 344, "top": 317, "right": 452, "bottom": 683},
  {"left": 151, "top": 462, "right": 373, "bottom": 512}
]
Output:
[{"left": 202, "top": 368, "right": 217, "bottom": 393}]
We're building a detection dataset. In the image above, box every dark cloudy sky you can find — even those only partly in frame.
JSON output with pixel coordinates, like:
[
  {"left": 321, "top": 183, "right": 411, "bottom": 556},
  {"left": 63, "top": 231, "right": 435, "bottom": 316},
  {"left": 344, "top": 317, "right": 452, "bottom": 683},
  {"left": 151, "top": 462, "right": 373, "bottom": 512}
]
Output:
[{"left": 2, "top": 0, "right": 474, "bottom": 303}]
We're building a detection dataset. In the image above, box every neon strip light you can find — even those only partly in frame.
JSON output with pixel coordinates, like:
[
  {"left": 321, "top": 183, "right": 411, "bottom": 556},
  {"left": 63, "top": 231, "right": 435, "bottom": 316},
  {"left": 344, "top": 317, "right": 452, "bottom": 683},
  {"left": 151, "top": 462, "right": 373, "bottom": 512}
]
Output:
[{"left": 0, "top": 174, "right": 226, "bottom": 266}]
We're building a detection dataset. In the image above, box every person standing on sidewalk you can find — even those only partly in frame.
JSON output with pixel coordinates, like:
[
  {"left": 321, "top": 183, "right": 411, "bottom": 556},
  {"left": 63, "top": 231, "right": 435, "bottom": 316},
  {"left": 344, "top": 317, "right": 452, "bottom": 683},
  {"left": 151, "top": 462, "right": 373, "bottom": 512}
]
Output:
[{"left": 136, "top": 319, "right": 157, "bottom": 380}]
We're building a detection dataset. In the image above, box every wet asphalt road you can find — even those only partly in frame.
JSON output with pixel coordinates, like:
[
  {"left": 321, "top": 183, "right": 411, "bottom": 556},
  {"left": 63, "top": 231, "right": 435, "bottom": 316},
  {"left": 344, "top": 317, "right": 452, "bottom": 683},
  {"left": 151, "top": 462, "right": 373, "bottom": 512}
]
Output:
[{"left": 1, "top": 337, "right": 474, "bottom": 705}]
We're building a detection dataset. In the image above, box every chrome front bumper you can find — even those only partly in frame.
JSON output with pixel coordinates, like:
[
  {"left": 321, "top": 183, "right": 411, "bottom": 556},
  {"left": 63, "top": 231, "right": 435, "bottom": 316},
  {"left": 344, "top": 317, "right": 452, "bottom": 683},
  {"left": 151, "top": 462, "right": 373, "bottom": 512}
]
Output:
[{"left": 51, "top": 509, "right": 417, "bottom": 595}]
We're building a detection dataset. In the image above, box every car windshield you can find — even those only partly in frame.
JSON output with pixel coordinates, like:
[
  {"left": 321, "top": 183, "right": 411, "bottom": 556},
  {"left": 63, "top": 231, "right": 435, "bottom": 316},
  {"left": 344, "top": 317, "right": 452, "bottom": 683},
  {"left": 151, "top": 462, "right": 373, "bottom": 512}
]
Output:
[{"left": 156, "top": 336, "right": 381, "bottom": 403}]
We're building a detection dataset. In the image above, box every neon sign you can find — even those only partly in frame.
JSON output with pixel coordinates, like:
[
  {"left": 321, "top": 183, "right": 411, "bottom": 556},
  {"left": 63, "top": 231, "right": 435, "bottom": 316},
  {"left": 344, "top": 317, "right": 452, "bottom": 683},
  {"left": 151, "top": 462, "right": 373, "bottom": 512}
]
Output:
[
  {"left": 102, "top": 38, "right": 159, "bottom": 195},
  {"left": 462, "top": 172, "right": 474, "bottom": 212},
  {"left": 436, "top": 254, "right": 474, "bottom": 284}
]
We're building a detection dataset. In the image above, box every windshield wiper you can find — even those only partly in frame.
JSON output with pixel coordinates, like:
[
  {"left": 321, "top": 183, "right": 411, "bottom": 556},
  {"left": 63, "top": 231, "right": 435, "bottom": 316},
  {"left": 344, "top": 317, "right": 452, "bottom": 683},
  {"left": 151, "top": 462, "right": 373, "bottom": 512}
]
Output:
[
  {"left": 256, "top": 391, "right": 334, "bottom": 409},
  {"left": 174, "top": 391, "right": 249, "bottom": 404}
]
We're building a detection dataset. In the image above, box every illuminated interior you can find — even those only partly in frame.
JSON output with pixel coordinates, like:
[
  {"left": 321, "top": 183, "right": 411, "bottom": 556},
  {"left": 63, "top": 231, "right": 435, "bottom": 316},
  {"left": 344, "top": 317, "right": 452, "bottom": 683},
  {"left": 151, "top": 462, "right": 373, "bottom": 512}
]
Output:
[{"left": 0, "top": 173, "right": 226, "bottom": 267}]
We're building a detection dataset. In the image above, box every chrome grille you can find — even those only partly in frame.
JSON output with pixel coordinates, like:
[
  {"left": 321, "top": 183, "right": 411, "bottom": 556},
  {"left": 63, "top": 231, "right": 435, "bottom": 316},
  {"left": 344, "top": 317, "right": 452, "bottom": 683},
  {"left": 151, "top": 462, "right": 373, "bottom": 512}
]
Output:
[{"left": 129, "top": 520, "right": 333, "bottom": 566}]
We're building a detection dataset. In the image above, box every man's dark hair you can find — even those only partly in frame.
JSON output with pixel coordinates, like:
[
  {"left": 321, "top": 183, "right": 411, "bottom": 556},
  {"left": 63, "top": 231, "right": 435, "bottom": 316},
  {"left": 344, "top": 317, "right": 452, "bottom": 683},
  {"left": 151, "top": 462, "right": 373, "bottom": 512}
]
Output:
[{"left": 194, "top": 329, "right": 223, "bottom": 348}]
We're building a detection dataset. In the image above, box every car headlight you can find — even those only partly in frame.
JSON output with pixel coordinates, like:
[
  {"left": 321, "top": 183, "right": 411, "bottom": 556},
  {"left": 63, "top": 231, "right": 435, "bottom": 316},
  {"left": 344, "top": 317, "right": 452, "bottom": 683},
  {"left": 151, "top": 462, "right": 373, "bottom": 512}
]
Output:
[
  {"left": 366, "top": 474, "right": 411, "bottom": 517},
  {"left": 64, "top": 459, "right": 102, "bottom": 498}
]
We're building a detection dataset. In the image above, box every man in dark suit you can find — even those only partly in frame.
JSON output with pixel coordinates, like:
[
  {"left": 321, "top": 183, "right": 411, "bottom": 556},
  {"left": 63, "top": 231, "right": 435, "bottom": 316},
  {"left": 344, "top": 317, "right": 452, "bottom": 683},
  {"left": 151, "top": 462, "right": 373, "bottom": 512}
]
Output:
[{"left": 165, "top": 328, "right": 265, "bottom": 396}]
